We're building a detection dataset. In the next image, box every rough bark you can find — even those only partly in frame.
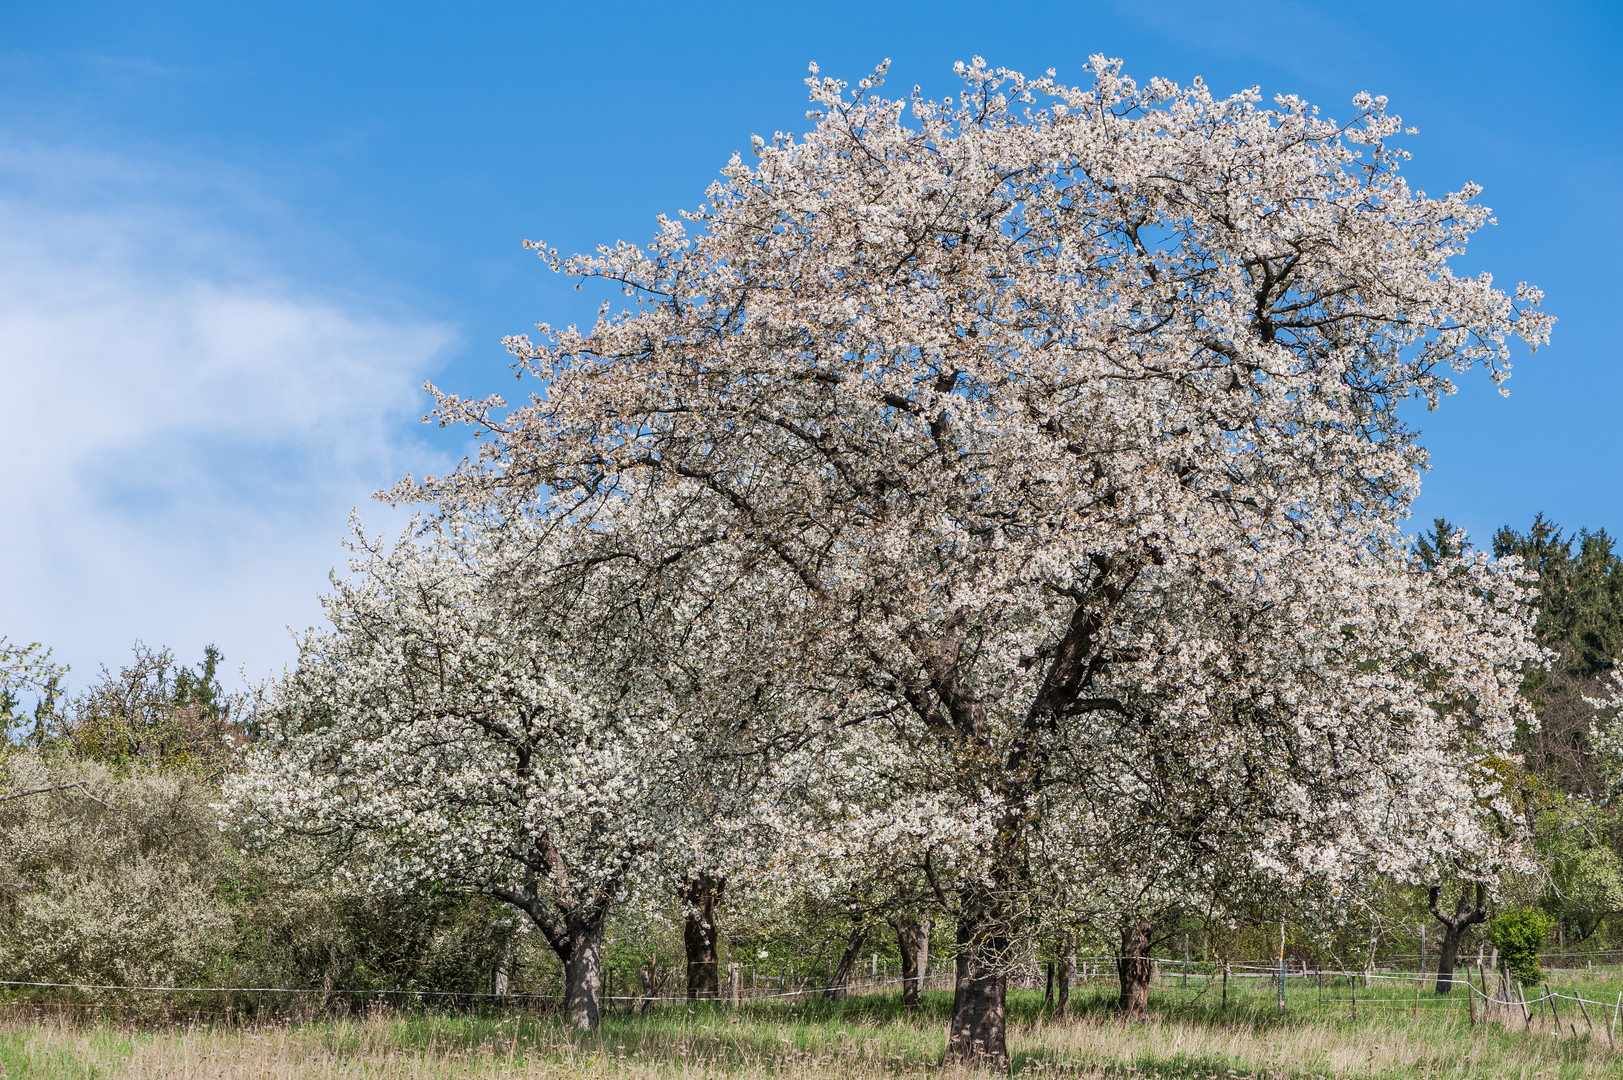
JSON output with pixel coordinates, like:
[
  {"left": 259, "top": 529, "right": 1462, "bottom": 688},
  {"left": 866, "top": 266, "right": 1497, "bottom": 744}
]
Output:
[
  {"left": 683, "top": 874, "right": 723, "bottom": 999},
  {"left": 945, "top": 890, "right": 1009, "bottom": 1067},
  {"left": 494, "top": 886, "right": 610, "bottom": 1029},
  {"left": 1118, "top": 918, "right": 1154, "bottom": 1021},
  {"left": 890, "top": 914, "right": 932, "bottom": 1009},
  {"left": 823, "top": 922, "right": 868, "bottom": 999},
  {"left": 1430, "top": 883, "right": 1488, "bottom": 995},
  {"left": 562, "top": 920, "right": 606, "bottom": 1029}
]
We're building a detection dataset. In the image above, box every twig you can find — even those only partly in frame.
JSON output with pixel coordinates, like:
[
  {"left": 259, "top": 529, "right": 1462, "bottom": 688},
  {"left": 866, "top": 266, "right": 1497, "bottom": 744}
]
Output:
[{"left": 0, "top": 782, "right": 109, "bottom": 808}]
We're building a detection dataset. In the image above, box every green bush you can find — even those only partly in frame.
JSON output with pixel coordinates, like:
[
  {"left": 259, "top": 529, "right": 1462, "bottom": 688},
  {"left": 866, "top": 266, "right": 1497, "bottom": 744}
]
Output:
[
  {"left": 0, "top": 750, "right": 518, "bottom": 1006},
  {"left": 1490, "top": 908, "right": 1553, "bottom": 985}
]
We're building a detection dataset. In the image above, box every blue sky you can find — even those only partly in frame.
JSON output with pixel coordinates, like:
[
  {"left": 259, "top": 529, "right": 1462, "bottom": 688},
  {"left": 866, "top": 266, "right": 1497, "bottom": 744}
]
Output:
[{"left": 2, "top": 0, "right": 1618, "bottom": 687}]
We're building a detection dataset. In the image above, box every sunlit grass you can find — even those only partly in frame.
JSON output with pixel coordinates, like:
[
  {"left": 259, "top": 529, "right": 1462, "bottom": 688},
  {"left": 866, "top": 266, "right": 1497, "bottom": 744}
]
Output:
[{"left": 7, "top": 974, "right": 1623, "bottom": 1078}]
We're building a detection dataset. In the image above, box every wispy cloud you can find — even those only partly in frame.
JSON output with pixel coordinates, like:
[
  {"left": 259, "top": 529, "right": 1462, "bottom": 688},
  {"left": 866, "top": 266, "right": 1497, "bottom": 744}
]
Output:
[{"left": 0, "top": 140, "right": 456, "bottom": 689}]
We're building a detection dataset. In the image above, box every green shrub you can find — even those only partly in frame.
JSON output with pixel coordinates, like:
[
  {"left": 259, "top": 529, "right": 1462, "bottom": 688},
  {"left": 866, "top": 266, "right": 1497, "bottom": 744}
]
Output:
[{"left": 1490, "top": 908, "right": 1553, "bottom": 984}]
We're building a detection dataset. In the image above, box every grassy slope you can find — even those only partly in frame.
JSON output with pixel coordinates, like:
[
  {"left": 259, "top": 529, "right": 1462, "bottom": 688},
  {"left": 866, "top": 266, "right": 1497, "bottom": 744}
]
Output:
[{"left": 7, "top": 973, "right": 1623, "bottom": 1079}]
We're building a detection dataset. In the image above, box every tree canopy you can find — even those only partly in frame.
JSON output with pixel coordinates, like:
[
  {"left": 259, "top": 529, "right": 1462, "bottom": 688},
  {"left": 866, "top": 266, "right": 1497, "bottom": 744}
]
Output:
[{"left": 237, "top": 57, "right": 1551, "bottom": 1063}]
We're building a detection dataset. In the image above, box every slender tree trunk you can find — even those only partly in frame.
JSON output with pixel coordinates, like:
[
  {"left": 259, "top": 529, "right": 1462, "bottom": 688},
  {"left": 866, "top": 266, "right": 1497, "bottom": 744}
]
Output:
[
  {"left": 1056, "top": 940, "right": 1075, "bottom": 1018},
  {"left": 1045, "top": 960, "right": 1055, "bottom": 1007},
  {"left": 562, "top": 920, "right": 606, "bottom": 1029},
  {"left": 891, "top": 915, "right": 932, "bottom": 1009},
  {"left": 637, "top": 961, "right": 654, "bottom": 1014},
  {"left": 1118, "top": 918, "right": 1154, "bottom": 1021},
  {"left": 823, "top": 923, "right": 868, "bottom": 999},
  {"left": 945, "top": 887, "right": 1009, "bottom": 1067},
  {"left": 1429, "top": 883, "right": 1487, "bottom": 995},
  {"left": 683, "top": 874, "right": 723, "bottom": 999},
  {"left": 492, "top": 921, "right": 516, "bottom": 998}
]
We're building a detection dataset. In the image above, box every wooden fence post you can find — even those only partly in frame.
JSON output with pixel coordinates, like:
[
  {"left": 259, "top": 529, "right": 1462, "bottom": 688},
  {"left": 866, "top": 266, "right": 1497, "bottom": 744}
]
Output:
[{"left": 1278, "top": 919, "right": 1287, "bottom": 1015}]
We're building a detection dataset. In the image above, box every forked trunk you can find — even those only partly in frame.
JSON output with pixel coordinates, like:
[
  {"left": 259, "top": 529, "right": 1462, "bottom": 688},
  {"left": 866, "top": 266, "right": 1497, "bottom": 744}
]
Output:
[
  {"left": 683, "top": 874, "right": 723, "bottom": 999},
  {"left": 823, "top": 923, "right": 868, "bottom": 999},
  {"left": 562, "top": 920, "right": 606, "bottom": 1029},
  {"left": 1117, "top": 918, "right": 1154, "bottom": 1021},
  {"left": 945, "top": 890, "right": 1009, "bottom": 1067},
  {"left": 891, "top": 915, "right": 932, "bottom": 1009},
  {"left": 507, "top": 895, "right": 610, "bottom": 1030},
  {"left": 1429, "top": 883, "right": 1487, "bottom": 995}
]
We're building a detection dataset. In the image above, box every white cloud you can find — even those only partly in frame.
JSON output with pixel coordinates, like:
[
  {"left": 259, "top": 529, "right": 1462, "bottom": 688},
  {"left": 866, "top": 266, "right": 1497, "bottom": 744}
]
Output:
[{"left": 0, "top": 143, "right": 457, "bottom": 691}]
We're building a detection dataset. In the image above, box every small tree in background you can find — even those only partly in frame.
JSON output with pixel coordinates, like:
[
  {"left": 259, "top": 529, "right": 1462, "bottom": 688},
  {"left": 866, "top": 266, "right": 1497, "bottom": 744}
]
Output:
[
  {"left": 48, "top": 643, "right": 238, "bottom": 776},
  {"left": 227, "top": 513, "right": 809, "bottom": 1030},
  {"left": 0, "top": 638, "right": 66, "bottom": 750}
]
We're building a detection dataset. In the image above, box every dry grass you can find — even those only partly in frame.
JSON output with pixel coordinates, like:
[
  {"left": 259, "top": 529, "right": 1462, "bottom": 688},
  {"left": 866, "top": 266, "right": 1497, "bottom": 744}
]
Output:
[{"left": 6, "top": 983, "right": 1623, "bottom": 1079}]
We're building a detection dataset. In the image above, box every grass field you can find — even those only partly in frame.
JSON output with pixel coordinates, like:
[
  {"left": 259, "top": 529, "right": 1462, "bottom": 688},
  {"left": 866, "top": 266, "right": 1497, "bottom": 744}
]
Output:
[{"left": 6, "top": 970, "right": 1623, "bottom": 1079}]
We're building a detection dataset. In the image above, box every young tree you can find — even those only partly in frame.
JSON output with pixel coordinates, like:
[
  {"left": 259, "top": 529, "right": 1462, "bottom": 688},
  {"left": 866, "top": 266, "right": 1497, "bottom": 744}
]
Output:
[
  {"left": 406, "top": 58, "right": 1548, "bottom": 1063},
  {"left": 0, "top": 638, "right": 66, "bottom": 750},
  {"left": 228, "top": 515, "right": 753, "bottom": 1029}
]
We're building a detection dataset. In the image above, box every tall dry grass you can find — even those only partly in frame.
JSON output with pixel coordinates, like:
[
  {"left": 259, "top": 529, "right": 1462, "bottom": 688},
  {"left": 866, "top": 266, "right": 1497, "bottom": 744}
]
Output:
[{"left": 5, "top": 984, "right": 1623, "bottom": 1079}]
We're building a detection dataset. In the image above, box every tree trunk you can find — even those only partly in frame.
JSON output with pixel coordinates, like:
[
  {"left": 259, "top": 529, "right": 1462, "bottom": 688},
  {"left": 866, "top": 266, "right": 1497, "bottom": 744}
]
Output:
[
  {"left": 637, "top": 961, "right": 654, "bottom": 1013},
  {"left": 1118, "top": 918, "right": 1154, "bottom": 1020},
  {"left": 1056, "top": 940, "right": 1075, "bottom": 1017},
  {"left": 1045, "top": 960, "right": 1055, "bottom": 1007},
  {"left": 1429, "top": 883, "right": 1487, "bottom": 995},
  {"left": 492, "top": 920, "right": 516, "bottom": 998},
  {"left": 891, "top": 915, "right": 932, "bottom": 1009},
  {"left": 945, "top": 889, "right": 1009, "bottom": 1067},
  {"left": 823, "top": 923, "right": 868, "bottom": 999},
  {"left": 561, "top": 920, "right": 606, "bottom": 1029},
  {"left": 683, "top": 874, "right": 723, "bottom": 999},
  {"left": 502, "top": 890, "right": 610, "bottom": 1029}
]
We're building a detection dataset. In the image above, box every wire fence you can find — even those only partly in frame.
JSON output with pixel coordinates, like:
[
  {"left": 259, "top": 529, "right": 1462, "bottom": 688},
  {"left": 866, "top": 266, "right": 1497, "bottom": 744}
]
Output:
[{"left": 10, "top": 949, "right": 1623, "bottom": 1050}]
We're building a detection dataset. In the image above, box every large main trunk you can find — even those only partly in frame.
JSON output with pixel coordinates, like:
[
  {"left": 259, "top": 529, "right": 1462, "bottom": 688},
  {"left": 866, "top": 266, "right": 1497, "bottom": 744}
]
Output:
[
  {"left": 1436, "top": 923, "right": 1468, "bottom": 995},
  {"left": 945, "top": 890, "right": 1009, "bottom": 1067},
  {"left": 891, "top": 915, "right": 932, "bottom": 1009},
  {"left": 1117, "top": 918, "right": 1154, "bottom": 1021},
  {"left": 562, "top": 920, "right": 606, "bottom": 1029},
  {"left": 682, "top": 874, "right": 723, "bottom": 999},
  {"left": 507, "top": 894, "right": 610, "bottom": 1030}
]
